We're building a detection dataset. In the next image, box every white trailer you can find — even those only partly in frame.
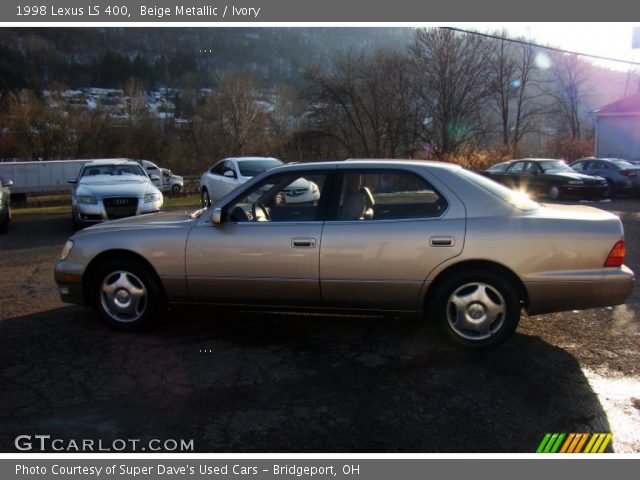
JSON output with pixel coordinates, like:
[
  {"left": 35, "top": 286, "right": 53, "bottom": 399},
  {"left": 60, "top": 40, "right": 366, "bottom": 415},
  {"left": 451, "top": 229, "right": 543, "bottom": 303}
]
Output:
[{"left": 0, "top": 158, "right": 129, "bottom": 200}]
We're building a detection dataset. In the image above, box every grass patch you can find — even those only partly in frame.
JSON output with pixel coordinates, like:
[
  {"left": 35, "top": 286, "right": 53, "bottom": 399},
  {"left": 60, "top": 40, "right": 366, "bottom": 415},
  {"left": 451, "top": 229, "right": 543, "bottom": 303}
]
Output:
[{"left": 12, "top": 195, "right": 201, "bottom": 217}]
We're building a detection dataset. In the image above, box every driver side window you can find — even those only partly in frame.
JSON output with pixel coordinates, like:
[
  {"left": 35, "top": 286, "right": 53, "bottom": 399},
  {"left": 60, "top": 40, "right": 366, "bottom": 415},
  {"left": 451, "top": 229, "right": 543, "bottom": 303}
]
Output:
[{"left": 225, "top": 172, "right": 327, "bottom": 223}]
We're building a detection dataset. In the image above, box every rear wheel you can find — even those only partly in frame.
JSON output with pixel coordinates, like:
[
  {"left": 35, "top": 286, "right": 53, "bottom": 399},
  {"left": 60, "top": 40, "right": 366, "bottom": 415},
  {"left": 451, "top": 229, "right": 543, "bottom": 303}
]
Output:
[
  {"left": 92, "top": 259, "right": 163, "bottom": 330},
  {"left": 430, "top": 270, "right": 521, "bottom": 349}
]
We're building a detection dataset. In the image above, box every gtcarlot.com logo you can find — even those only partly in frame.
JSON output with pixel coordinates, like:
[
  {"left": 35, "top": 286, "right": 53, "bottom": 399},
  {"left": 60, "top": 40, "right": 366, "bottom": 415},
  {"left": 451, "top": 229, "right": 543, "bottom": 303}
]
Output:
[
  {"left": 14, "top": 435, "right": 194, "bottom": 452},
  {"left": 536, "top": 433, "right": 612, "bottom": 453}
]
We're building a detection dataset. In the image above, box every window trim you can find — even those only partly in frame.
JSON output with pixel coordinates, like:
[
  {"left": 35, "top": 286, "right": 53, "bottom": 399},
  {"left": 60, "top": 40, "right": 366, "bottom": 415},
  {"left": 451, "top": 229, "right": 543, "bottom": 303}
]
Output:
[
  {"left": 325, "top": 168, "right": 449, "bottom": 223},
  {"left": 220, "top": 169, "right": 337, "bottom": 224}
]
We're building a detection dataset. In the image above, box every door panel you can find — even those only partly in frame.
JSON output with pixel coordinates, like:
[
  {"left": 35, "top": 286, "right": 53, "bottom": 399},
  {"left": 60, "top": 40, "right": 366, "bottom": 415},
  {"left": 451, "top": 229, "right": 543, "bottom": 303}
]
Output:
[
  {"left": 186, "top": 222, "right": 323, "bottom": 305},
  {"left": 320, "top": 219, "right": 465, "bottom": 310}
]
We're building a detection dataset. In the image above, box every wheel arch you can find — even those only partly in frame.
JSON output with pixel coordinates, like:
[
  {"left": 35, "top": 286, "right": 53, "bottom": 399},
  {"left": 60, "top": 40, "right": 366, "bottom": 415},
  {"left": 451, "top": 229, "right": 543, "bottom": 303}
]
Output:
[
  {"left": 82, "top": 249, "right": 167, "bottom": 306},
  {"left": 423, "top": 259, "right": 529, "bottom": 314}
]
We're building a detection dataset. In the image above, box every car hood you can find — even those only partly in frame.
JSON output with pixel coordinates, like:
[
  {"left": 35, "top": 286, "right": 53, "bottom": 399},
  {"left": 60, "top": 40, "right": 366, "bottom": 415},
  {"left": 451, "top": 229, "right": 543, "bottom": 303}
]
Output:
[
  {"left": 77, "top": 176, "right": 157, "bottom": 197},
  {"left": 80, "top": 210, "right": 197, "bottom": 232},
  {"left": 284, "top": 177, "right": 311, "bottom": 190}
]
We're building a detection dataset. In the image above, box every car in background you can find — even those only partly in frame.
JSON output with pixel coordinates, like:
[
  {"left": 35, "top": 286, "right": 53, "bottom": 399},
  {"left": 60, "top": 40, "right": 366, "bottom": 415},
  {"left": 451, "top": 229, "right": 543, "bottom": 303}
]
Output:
[
  {"left": 200, "top": 157, "right": 283, "bottom": 206},
  {"left": 0, "top": 175, "right": 13, "bottom": 234},
  {"left": 484, "top": 158, "right": 608, "bottom": 200},
  {"left": 55, "top": 160, "right": 633, "bottom": 350},
  {"left": 141, "top": 160, "right": 184, "bottom": 194},
  {"left": 570, "top": 157, "right": 640, "bottom": 197},
  {"left": 69, "top": 159, "right": 163, "bottom": 230}
]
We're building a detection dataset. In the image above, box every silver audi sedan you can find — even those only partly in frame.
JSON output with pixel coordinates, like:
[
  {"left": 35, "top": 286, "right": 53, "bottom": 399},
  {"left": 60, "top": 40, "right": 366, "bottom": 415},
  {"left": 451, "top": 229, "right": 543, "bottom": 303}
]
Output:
[
  {"left": 70, "top": 159, "right": 163, "bottom": 229},
  {"left": 55, "top": 160, "right": 634, "bottom": 349}
]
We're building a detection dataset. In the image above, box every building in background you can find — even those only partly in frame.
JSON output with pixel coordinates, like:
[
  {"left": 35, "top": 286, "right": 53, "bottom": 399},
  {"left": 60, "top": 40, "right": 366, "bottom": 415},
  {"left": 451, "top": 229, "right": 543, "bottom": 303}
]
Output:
[{"left": 593, "top": 93, "right": 640, "bottom": 160}]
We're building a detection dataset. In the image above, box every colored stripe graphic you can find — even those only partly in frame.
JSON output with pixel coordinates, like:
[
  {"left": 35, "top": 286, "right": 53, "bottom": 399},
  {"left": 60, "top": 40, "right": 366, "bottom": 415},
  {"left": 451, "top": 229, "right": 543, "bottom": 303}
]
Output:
[{"left": 538, "top": 433, "right": 612, "bottom": 453}]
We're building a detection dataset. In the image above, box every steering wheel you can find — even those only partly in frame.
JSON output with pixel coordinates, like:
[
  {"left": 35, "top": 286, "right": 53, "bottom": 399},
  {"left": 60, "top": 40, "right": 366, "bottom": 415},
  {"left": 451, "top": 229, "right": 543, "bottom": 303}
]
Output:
[{"left": 251, "top": 202, "right": 271, "bottom": 221}]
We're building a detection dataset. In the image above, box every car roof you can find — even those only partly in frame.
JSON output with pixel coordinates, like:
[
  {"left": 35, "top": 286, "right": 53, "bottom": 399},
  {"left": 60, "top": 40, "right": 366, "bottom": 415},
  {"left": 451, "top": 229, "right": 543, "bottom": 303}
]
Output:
[
  {"left": 511, "top": 158, "right": 565, "bottom": 162},
  {"left": 83, "top": 158, "right": 137, "bottom": 166},
  {"left": 224, "top": 157, "right": 281, "bottom": 163}
]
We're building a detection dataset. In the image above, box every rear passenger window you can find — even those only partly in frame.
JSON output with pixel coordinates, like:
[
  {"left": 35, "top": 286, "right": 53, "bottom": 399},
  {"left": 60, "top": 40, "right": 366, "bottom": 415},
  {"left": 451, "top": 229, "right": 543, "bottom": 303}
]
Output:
[{"left": 337, "top": 170, "right": 447, "bottom": 221}]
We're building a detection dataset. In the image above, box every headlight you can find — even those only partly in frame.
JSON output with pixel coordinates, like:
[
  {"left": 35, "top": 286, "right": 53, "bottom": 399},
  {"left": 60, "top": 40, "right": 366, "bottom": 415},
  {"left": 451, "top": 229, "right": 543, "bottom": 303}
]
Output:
[
  {"left": 144, "top": 192, "right": 162, "bottom": 203},
  {"left": 60, "top": 240, "right": 74, "bottom": 260},
  {"left": 567, "top": 180, "right": 583, "bottom": 185},
  {"left": 76, "top": 195, "right": 97, "bottom": 204}
]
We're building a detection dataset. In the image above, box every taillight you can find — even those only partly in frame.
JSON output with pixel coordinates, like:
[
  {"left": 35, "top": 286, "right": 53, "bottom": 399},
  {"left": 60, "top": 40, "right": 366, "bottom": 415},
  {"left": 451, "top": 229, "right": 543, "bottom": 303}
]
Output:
[
  {"left": 620, "top": 170, "right": 637, "bottom": 178},
  {"left": 604, "top": 240, "right": 625, "bottom": 267}
]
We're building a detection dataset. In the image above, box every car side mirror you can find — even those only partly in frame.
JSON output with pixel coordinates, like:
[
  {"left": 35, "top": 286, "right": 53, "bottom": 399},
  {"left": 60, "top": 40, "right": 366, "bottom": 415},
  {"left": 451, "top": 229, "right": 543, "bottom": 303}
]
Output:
[
  {"left": 223, "top": 170, "right": 236, "bottom": 179},
  {"left": 150, "top": 174, "right": 160, "bottom": 181},
  {"left": 67, "top": 177, "right": 77, "bottom": 184},
  {"left": 211, "top": 207, "right": 222, "bottom": 225}
]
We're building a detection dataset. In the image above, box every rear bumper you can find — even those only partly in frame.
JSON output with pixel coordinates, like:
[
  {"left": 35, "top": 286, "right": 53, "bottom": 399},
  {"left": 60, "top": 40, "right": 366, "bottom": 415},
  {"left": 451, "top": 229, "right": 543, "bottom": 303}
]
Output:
[{"left": 525, "top": 265, "right": 634, "bottom": 315}]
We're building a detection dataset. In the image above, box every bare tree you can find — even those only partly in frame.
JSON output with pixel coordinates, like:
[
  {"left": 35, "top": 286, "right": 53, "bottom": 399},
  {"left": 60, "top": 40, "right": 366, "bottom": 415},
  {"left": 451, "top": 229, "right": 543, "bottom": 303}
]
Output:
[
  {"left": 214, "top": 70, "right": 263, "bottom": 156},
  {"left": 548, "top": 54, "right": 591, "bottom": 140},
  {"left": 409, "top": 28, "right": 494, "bottom": 156},
  {"left": 489, "top": 34, "right": 548, "bottom": 151},
  {"left": 306, "top": 48, "right": 422, "bottom": 158}
]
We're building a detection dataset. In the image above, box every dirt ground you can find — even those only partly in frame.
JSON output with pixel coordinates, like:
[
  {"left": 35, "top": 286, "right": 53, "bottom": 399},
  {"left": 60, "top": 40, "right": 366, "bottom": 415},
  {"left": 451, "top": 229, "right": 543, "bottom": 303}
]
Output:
[{"left": 0, "top": 200, "right": 638, "bottom": 452}]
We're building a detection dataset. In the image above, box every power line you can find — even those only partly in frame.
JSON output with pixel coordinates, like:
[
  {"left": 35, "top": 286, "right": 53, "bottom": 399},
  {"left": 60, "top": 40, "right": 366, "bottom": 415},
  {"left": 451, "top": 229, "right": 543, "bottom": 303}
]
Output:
[{"left": 441, "top": 26, "right": 640, "bottom": 67}]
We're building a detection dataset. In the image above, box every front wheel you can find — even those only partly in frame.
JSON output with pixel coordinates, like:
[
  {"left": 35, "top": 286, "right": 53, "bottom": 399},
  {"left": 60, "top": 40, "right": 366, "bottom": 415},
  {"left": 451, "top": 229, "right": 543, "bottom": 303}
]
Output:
[
  {"left": 171, "top": 184, "right": 182, "bottom": 194},
  {"left": 548, "top": 185, "right": 561, "bottom": 200},
  {"left": 430, "top": 271, "right": 521, "bottom": 349},
  {"left": 92, "top": 259, "right": 163, "bottom": 330},
  {"left": 201, "top": 188, "right": 211, "bottom": 207}
]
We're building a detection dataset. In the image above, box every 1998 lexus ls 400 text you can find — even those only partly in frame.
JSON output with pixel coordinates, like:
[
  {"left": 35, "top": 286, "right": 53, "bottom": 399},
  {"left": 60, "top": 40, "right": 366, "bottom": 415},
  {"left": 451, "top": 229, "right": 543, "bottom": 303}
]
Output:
[{"left": 54, "top": 160, "right": 634, "bottom": 349}]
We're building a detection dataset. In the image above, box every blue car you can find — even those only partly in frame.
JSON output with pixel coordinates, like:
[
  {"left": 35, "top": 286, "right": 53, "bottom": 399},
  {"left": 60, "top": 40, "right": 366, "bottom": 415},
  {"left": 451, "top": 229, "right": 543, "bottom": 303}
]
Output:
[{"left": 570, "top": 158, "right": 640, "bottom": 197}]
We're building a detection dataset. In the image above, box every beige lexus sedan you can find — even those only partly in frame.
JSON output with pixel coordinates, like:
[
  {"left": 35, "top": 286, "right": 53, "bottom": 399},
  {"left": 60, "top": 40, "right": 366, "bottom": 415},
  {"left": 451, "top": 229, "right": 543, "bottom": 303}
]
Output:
[{"left": 55, "top": 160, "right": 634, "bottom": 349}]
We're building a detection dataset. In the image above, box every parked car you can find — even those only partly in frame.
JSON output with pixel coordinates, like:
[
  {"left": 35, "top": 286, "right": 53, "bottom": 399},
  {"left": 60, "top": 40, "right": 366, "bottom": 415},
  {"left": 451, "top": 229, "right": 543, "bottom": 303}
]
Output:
[
  {"left": 69, "top": 159, "right": 163, "bottom": 230},
  {"left": 484, "top": 158, "right": 608, "bottom": 200},
  {"left": 200, "top": 157, "right": 283, "bottom": 206},
  {"left": 55, "top": 160, "right": 634, "bottom": 349},
  {"left": 141, "top": 160, "right": 184, "bottom": 194},
  {"left": 0, "top": 175, "right": 13, "bottom": 234},
  {"left": 570, "top": 157, "right": 640, "bottom": 197}
]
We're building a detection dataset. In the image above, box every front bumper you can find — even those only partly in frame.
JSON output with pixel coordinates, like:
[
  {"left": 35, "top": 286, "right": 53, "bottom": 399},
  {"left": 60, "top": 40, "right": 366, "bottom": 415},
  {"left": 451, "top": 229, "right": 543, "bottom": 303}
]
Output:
[
  {"left": 54, "top": 260, "right": 85, "bottom": 305},
  {"left": 74, "top": 198, "right": 162, "bottom": 224},
  {"left": 559, "top": 183, "right": 608, "bottom": 199},
  {"left": 525, "top": 265, "right": 634, "bottom": 315}
]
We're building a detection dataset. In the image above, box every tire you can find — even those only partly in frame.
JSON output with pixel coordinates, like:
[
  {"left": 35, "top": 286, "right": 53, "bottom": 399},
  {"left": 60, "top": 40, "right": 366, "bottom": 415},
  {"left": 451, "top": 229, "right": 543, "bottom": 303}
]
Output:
[
  {"left": 171, "top": 184, "right": 182, "bottom": 194},
  {"left": 201, "top": 188, "right": 211, "bottom": 207},
  {"left": 0, "top": 208, "right": 8, "bottom": 234},
  {"left": 548, "top": 185, "right": 561, "bottom": 201},
  {"left": 430, "top": 270, "right": 522, "bottom": 350},
  {"left": 604, "top": 180, "right": 614, "bottom": 199},
  {"left": 92, "top": 259, "right": 163, "bottom": 331}
]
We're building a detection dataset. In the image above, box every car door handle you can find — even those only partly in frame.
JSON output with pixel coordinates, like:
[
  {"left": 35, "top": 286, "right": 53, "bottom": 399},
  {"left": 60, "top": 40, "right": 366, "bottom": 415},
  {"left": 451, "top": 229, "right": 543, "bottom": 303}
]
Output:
[
  {"left": 291, "top": 237, "right": 316, "bottom": 248},
  {"left": 430, "top": 236, "right": 455, "bottom": 247}
]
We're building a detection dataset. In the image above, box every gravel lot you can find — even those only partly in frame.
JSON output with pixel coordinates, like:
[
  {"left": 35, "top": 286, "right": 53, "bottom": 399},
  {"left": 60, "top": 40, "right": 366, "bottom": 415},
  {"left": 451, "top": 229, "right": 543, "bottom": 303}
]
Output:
[{"left": 0, "top": 201, "right": 639, "bottom": 453}]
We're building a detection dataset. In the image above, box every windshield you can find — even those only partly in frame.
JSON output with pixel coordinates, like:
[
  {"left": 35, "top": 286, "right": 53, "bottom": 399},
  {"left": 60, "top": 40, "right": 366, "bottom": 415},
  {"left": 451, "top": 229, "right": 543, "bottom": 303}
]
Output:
[
  {"left": 81, "top": 164, "right": 146, "bottom": 177},
  {"left": 460, "top": 169, "right": 540, "bottom": 211},
  {"left": 538, "top": 160, "right": 573, "bottom": 173},
  {"left": 237, "top": 159, "right": 283, "bottom": 177}
]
